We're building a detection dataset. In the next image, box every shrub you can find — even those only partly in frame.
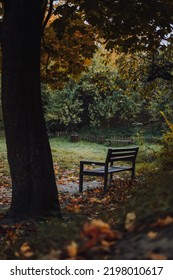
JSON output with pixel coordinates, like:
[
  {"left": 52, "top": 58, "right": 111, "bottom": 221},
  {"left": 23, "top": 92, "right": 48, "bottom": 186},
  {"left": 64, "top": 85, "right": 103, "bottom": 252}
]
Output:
[
  {"left": 43, "top": 83, "right": 83, "bottom": 132},
  {"left": 159, "top": 112, "right": 173, "bottom": 169}
]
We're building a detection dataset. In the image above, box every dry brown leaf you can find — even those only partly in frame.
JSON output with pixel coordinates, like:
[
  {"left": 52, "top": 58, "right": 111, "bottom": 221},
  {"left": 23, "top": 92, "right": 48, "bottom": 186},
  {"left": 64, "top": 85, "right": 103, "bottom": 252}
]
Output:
[
  {"left": 149, "top": 252, "right": 167, "bottom": 260},
  {"left": 147, "top": 231, "right": 158, "bottom": 239},
  {"left": 153, "top": 216, "right": 173, "bottom": 227},
  {"left": 20, "top": 242, "right": 31, "bottom": 252},
  {"left": 66, "top": 241, "right": 78, "bottom": 258},
  {"left": 83, "top": 219, "right": 114, "bottom": 237},
  {"left": 19, "top": 242, "right": 35, "bottom": 258},
  {"left": 101, "top": 240, "right": 116, "bottom": 247},
  {"left": 125, "top": 212, "right": 136, "bottom": 231},
  {"left": 7, "top": 230, "right": 18, "bottom": 242},
  {"left": 89, "top": 198, "right": 97, "bottom": 203},
  {"left": 15, "top": 252, "right": 20, "bottom": 257},
  {"left": 81, "top": 219, "right": 119, "bottom": 249}
]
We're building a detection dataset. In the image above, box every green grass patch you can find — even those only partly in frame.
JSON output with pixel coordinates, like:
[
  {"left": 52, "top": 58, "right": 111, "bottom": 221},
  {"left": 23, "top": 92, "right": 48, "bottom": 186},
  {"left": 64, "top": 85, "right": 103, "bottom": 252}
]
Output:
[
  {"left": 50, "top": 137, "right": 107, "bottom": 171},
  {"left": 0, "top": 136, "right": 162, "bottom": 175}
]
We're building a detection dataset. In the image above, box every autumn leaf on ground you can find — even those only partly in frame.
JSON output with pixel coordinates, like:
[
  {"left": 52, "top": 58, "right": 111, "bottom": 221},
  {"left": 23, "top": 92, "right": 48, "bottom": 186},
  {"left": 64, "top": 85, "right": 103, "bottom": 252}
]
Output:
[
  {"left": 81, "top": 219, "right": 120, "bottom": 249},
  {"left": 6, "top": 229, "right": 18, "bottom": 243},
  {"left": 125, "top": 212, "right": 136, "bottom": 232},
  {"left": 66, "top": 241, "right": 78, "bottom": 258},
  {"left": 17, "top": 242, "right": 35, "bottom": 258},
  {"left": 152, "top": 216, "right": 173, "bottom": 227},
  {"left": 147, "top": 231, "right": 158, "bottom": 239},
  {"left": 148, "top": 251, "right": 167, "bottom": 260},
  {"left": 66, "top": 204, "right": 82, "bottom": 213},
  {"left": 89, "top": 197, "right": 102, "bottom": 203}
]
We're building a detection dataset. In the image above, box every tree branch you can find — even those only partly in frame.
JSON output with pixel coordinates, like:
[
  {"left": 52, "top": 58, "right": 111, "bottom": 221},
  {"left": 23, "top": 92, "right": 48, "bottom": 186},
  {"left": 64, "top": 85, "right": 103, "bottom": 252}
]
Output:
[{"left": 42, "top": 0, "right": 53, "bottom": 34}]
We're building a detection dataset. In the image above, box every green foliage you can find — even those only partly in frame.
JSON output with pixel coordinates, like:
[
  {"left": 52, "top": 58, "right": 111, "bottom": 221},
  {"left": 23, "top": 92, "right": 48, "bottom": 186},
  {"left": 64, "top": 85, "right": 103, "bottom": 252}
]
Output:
[
  {"left": 42, "top": 47, "right": 142, "bottom": 131},
  {"left": 43, "top": 83, "right": 83, "bottom": 132},
  {"left": 159, "top": 112, "right": 173, "bottom": 169},
  {"left": 42, "top": 45, "right": 173, "bottom": 133},
  {"left": 114, "top": 49, "right": 173, "bottom": 129}
]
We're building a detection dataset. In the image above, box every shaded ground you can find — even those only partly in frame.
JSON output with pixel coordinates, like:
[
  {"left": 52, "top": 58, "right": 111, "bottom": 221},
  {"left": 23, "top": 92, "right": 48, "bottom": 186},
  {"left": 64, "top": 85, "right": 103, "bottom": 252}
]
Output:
[
  {"left": 1, "top": 168, "right": 173, "bottom": 260},
  {"left": 111, "top": 221, "right": 173, "bottom": 260},
  {"left": 0, "top": 136, "right": 171, "bottom": 259}
]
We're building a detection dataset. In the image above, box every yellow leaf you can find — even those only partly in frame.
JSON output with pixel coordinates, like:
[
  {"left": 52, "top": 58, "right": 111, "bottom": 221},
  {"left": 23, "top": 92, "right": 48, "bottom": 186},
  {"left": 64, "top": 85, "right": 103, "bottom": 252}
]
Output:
[
  {"left": 66, "top": 241, "right": 78, "bottom": 258},
  {"left": 19, "top": 242, "right": 35, "bottom": 258},
  {"left": 125, "top": 212, "right": 136, "bottom": 231},
  {"left": 84, "top": 58, "right": 92, "bottom": 66},
  {"left": 147, "top": 231, "right": 158, "bottom": 239},
  {"left": 20, "top": 242, "right": 31, "bottom": 253}
]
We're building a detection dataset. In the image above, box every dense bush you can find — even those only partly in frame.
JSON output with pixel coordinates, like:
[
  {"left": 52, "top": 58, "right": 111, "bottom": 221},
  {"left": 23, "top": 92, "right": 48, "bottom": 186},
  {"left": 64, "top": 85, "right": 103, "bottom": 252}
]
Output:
[
  {"left": 42, "top": 82, "right": 83, "bottom": 133},
  {"left": 159, "top": 112, "right": 173, "bottom": 169},
  {"left": 41, "top": 48, "right": 173, "bottom": 134},
  {"left": 42, "top": 57, "right": 142, "bottom": 132}
]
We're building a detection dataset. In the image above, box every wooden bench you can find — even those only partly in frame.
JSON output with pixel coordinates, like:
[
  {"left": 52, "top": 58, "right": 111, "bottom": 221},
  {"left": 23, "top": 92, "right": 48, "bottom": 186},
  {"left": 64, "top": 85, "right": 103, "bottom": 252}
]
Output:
[{"left": 79, "top": 146, "right": 139, "bottom": 193}]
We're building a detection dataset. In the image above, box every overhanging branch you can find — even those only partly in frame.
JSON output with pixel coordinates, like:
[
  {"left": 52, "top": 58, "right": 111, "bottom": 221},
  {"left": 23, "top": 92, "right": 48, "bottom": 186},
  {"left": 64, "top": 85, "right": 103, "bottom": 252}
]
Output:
[{"left": 42, "top": 0, "right": 54, "bottom": 34}]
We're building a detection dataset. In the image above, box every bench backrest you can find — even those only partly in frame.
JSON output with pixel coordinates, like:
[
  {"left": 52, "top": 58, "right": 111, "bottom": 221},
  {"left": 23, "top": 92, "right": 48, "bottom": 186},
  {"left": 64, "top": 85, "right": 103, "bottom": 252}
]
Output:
[{"left": 106, "top": 147, "right": 139, "bottom": 165}]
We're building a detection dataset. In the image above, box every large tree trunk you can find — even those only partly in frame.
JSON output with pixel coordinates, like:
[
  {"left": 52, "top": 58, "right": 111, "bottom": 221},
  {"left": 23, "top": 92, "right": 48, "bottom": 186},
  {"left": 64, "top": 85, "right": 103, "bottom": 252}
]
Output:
[{"left": 1, "top": 0, "right": 61, "bottom": 218}]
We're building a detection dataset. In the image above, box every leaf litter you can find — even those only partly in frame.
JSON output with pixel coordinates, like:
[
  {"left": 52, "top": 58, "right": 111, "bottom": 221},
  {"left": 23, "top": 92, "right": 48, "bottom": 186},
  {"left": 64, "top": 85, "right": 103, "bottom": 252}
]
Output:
[{"left": 1, "top": 167, "right": 173, "bottom": 260}]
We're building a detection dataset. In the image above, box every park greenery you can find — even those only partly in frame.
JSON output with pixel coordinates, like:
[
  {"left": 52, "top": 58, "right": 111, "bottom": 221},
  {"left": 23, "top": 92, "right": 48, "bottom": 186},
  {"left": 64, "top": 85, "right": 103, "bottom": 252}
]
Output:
[
  {"left": 0, "top": 0, "right": 173, "bottom": 260},
  {"left": 42, "top": 46, "right": 173, "bottom": 134}
]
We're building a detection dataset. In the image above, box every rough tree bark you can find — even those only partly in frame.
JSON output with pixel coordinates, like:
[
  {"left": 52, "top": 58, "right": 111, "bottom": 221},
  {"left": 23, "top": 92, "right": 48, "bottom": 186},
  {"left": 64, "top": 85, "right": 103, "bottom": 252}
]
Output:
[{"left": 1, "top": 0, "right": 61, "bottom": 218}]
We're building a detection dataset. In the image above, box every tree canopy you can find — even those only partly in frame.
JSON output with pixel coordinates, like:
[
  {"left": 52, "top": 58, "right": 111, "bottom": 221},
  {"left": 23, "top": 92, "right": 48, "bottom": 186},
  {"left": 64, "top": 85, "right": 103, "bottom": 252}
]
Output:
[
  {"left": 52, "top": 0, "right": 173, "bottom": 52},
  {"left": 39, "top": 0, "right": 173, "bottom": 87}
]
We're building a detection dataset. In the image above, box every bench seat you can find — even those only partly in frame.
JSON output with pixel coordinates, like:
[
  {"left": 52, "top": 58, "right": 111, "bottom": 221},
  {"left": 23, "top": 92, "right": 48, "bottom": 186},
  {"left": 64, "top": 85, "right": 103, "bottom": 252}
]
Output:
[{"left": 83, "top": 165, "right": 132, "bottom": 175}]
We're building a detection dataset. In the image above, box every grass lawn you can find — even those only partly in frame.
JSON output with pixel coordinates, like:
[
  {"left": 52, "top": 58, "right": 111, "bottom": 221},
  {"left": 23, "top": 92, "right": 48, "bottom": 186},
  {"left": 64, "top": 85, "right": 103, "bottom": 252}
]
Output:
[
  {"left": 50, "top": 136, "right": 161, "bottom": 168},
  {"left": 50, "top": 137, "right": 107, "bottom": 171},
  {"left": 0, "top": 135, "right": 162, "bottom": 170}
]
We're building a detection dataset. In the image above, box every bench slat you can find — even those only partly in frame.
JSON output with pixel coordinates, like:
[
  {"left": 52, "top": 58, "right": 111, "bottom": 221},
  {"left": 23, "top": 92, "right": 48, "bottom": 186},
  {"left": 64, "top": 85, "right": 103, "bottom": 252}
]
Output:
[
  {"left": 110, "top": 151, "right": 136, "bottom": 157},
  {"left": 109, "top": 147, "right": 138, "bottom": 152},
  {"left": 109, "top": 155, "right": 135, "bottom": 162}
]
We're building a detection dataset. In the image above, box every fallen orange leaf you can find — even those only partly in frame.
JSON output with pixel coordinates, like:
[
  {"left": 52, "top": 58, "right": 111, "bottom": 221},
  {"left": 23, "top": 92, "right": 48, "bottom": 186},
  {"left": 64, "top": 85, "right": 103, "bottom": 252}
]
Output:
[
  {"left": 7, "top": 230, "right": 18, "bottom": 242},
  {"left": 149, "top": 252, "right": 167, "bottom": 260},
  {"left": 152, "top": 216, "right": 173, "bottom": 227},
  {"left": 81, "top": 219, "right": 119, "bottom": 249},
  {"left": 147, "top": 231, "right": 158, "bottom": 239},
  {"left": 66, "top": 241, "right": 78, "bottom": 258},
  {"left": 19, "top": 242, "right": 35, "bottom": 258}
]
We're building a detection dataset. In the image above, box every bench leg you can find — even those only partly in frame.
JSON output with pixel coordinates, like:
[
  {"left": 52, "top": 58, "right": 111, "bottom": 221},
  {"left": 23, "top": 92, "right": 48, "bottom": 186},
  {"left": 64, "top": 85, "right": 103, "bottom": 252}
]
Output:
[
  {"left": 132, "top": 168, "right": 135, "bottom": 180},
  {"left": 79, "top": 172, "right": 83, "bottom": 192},
  {"left": 104, "top": 174, "right": 108, "bottom": 193}
]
